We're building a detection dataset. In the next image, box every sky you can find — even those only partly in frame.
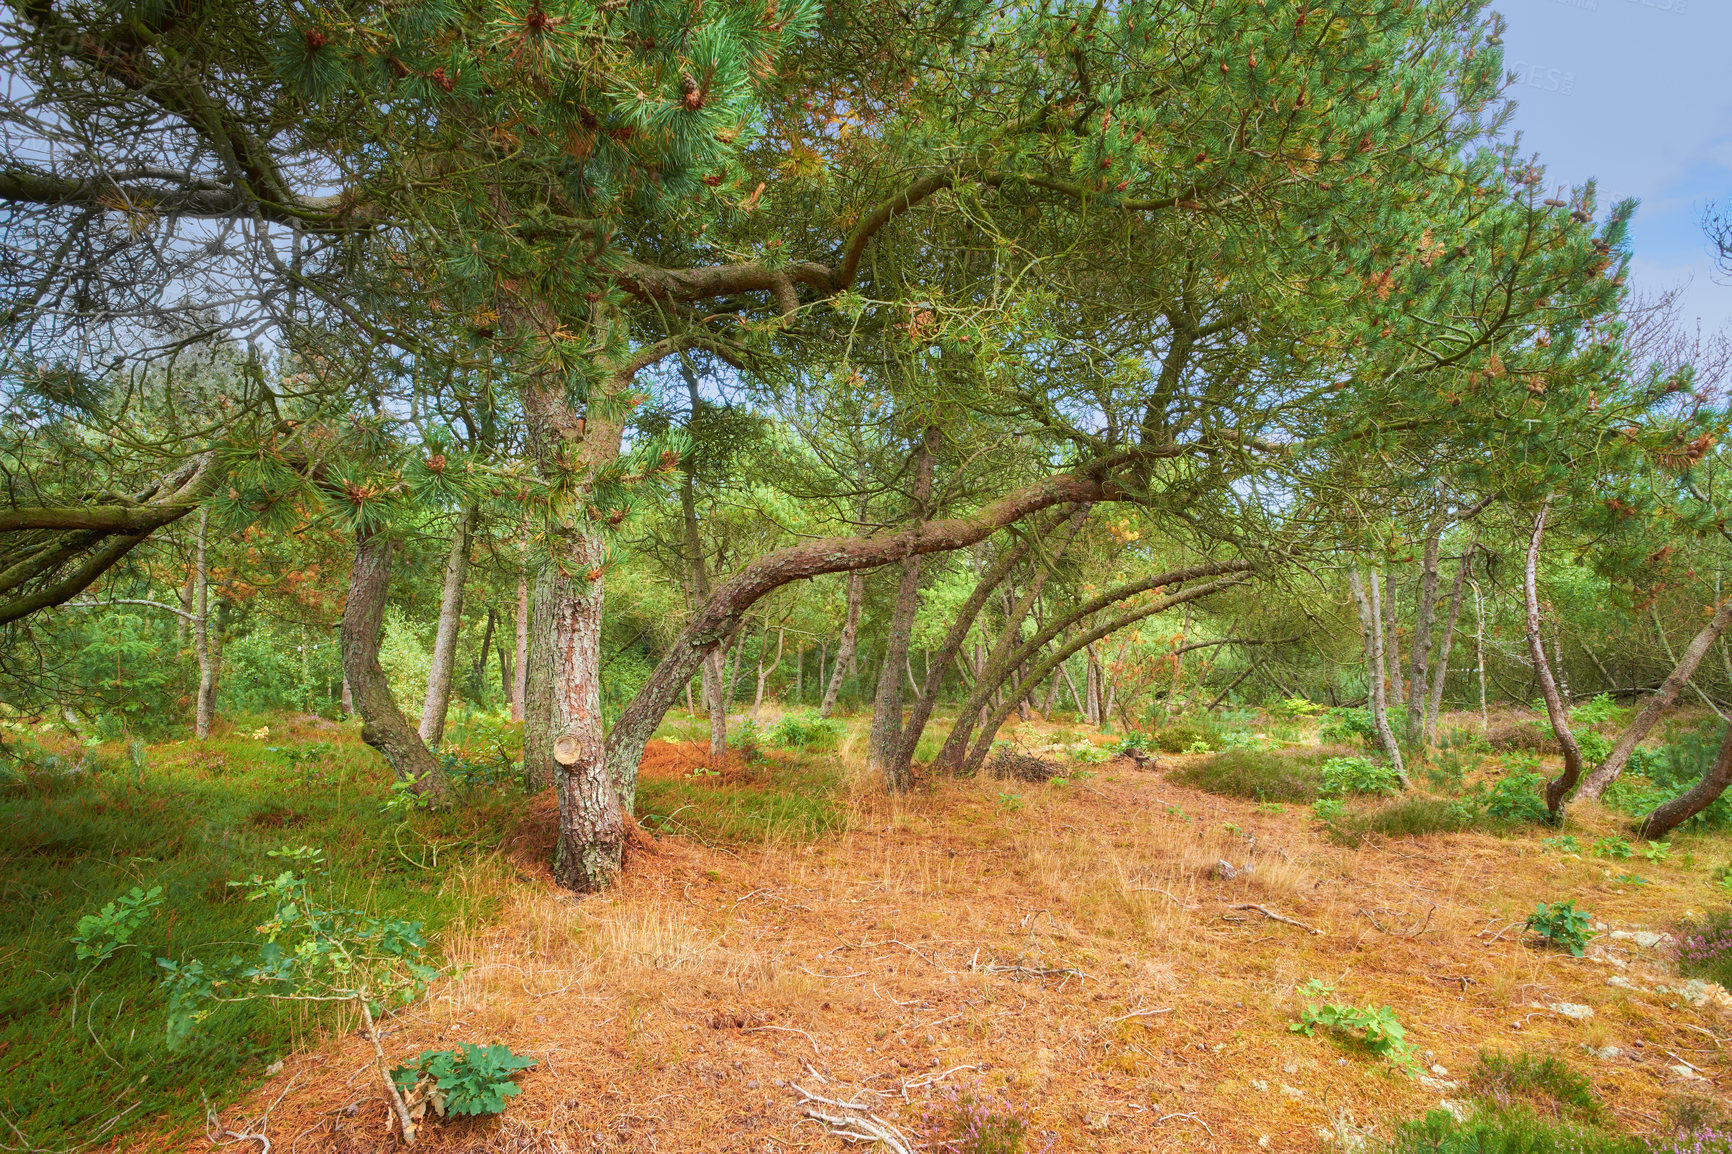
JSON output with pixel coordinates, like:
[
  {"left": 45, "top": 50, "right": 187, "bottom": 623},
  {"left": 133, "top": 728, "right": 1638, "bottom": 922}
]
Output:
[{"left": 1491, "top": 0, "right": 1732, "bottom": 334}]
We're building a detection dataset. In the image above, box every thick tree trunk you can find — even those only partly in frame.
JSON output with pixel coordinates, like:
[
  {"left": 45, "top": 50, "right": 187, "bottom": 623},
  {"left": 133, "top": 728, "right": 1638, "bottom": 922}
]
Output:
[
  {"left": 1524, "top": 500, "right": 1584, "bottom": 816},
  {"left": 512, "top": 569, "right": 529, "bottom": 722},
  {"left": 419, "top": 504, "right": 476, "bottom": 748},
  {"left": 1347, "top": 569, "right": 1408, "bottom": 786},
  {"left": 1637, "top": 723, "right": 1732, "bottom": 839},
  {"left": 1406, "top": 517, "right": 1445, "bottom": 744},
  {"left": 340, "top": 530, "right": 451, "bottom": 804},
  {"left": 819, "top": 572, "right": 864, "bottom": 719},
  {"left": 1578, "top": 595, "right": 1732, "bottom": 802},
  {"left": 1425, "top": 536, "right": 1477, "bottom": 744},
  {"left": 867, "top": 430, "right": 937, "bottom": 789},
  {"left": 193, "top": 507, "right": 216, "bottom": 739}
]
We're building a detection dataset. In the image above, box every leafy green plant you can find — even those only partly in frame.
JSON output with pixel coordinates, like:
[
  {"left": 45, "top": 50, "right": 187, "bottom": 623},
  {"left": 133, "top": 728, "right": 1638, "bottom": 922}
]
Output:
[
  {"left": 1568, "top": 694, "right": 1621, "bottom": 728},
  {"left": 1273, "top": 697, "right": 1326, "bottom": 718},
  {"left": 1480, "top": 769, "right": 1549, "bottom": 824},
  {"left": 1591, "top": 836, "right": 1633, "bottom": 860},
  {"left": 1313, "top": 797, "right": 1346, "bottom": 823},
  {"left": 1112, "top": 732, "right": 1152, "bottom": 755},
  {"left": 1640, "top": 840, "right": 1671, "bottom": 863},
  {"left": 1070, "top": 744, "right": 1113, "bottom": 765},
  {"left": 1184, "top": 738, "right": 1214, "bottom": 754},
  {"left": 392, "top": 1043, "right": 537, "bottom": 1120},
  {"left": 1320, "top": 707, "right": 1377, "bottom": 747},
  {"left": 1540, "top": 835, "right": 1580, "bottom": 854},
  {"left": 729, "top": 718, "right": 765, "bottom": 762},
  {"left": 768, "top": 712, "right": 843, "bottom": 752},
  {"left": 1151, "top": 722, "right": 1214, "bottom": 753},
  {"left": 1289, "top": 979, "right": 1419, "bottom": 1072},
  {"left": 1524, "top": 900, "right": 1594, "bottom": 957},
  {"left": 997, "top": 792, "right": 1023, "bottom": 812},
  {"left": 1319, "top": 756, "right": 1401, "bottom": 798},
  {"left": 71, "top": 885, "right": 164, "bottom": 965},
  {"left": 1575, "top": 731, "right": 1612, "bottom": 766}
]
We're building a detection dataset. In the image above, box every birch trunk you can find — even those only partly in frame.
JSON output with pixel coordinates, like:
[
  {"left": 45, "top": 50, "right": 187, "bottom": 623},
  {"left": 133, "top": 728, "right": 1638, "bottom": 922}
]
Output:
[
  {"left": 522, "top": 560, "right": 558, "bottom": 791},
  {"left": 819, "top": 572, "right": 864, "bottom": 719},
  {"left": 1406, "top": 518, "right": 1444, "bottom": 744},
  {"left": 1524, "top": 500, "right": 1585, "bottom": 817},
  {"left": 752, "top": 627, "right": 785, "bottom": 717},
  {"left": 1384, "top": 570, "right": 1404, "bottom": 713},
  {"left": 1424, "top": 537, "right": 1477, "bottom": 744},
  {"left": 193, "top": 507, "right": 215, "bottom": 740},
  {"left": 1347, "top": 569, "right": 1407, "bottom": 786},
  {"left": 418, "top": 504, "right": 476, "bottom": 748}
]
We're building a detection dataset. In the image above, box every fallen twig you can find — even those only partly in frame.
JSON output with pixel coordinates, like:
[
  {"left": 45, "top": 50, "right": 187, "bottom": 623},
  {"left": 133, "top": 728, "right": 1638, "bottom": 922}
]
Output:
[
  {"left": 792, "top": 1084, "right": 914, "bottom": 1154},
  {"left": 903, "top": 1063, "right": 980, "bottom": 1091},
  {"left": 1105, "top": 1007, "right": 1173, "bottom": 1024},
  {"left": 1232, "top": 903, "right": 1322, "bottom": 935},
  {"left": 1134, "top": 887, "right": 1197, "bottom": 909},
  {"left": 1157, "top": 1111, "right": 1217, "bottom": 1140},
  {"left": 742, "top": 1024, "right": 821, "bottom": 1055}
]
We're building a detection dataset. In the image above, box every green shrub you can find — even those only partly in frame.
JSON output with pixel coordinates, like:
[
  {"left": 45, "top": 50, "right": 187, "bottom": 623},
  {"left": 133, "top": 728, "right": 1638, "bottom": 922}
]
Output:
[
  {"left": 1591, "top": 836, "right": 1632, "bottom": 860},
  {"left": 1289, "top": 979, "right": 1418, "bottom": 1072},
  {"left": 1361, "top": 797, "right": 1482, "bottom": 838},
  {"left": 1479, "top": 768, "right": 1549, "bottom": 824},
  {"left": 1576, "top": 731, "right": 1613, "bottom": 765},
  {"left": 1151, "top": 722, "right": 1214, "bottom": 753},
  {"left": 1321, "top": 707, "right": 1377, "bottom": 746},
  {"left": 1569, "top": 694, "right": 1623, "bottom": 728},
  {"left": 1272, "top": 697, "right": 1326, "bottom": 718},
  {"left": 70, "top": 885, "right": 165, "bottom": 965},
  {"left": 1381, "top": 1107, "right": 1643, "bottom": 1154},
  {"left": 1467, "top": 1051, "right": 1602, "bottom": 1123},
  {"left": 1172, "top": 750, "right": 1323, "bottom": 803},
  {"left": 767, "top": 712, "right": 843, "bottom": 753},
  {"left": 729, "top": 718, "right": 765, "bottom": 761},
  {"left": 1675, "top": 909, "right": 1732, "bottom": 992},
  {"left": 1605, "top": 725, "right": 1731, "bottom": 831},
  {"left": 1112, "top": 732, "right": 1152, "bottom": 755},
  {"left": 1525, "top": 900, "right": 1594, "bottom": 957},
  {"left": 392, "top": 1043, "right": 537, "bottom": 1118},
  {"left": 1319, "top": 756, "right": 1401, "bottom": 798}
]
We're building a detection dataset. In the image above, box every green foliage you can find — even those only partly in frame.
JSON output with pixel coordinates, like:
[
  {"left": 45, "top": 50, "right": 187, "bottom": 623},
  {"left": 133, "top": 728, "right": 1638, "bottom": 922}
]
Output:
[
  {"left": 1479, "top": 768, "right": 1550, "bottom": 825},
  {"left": 1381, "top": 1107, "right": 1643, "bottom": 1153},
  {"left": 221, "top": 627, "right": 344, "bottom": 716},
  {"left": 1569, "top": 694, "right": 1623, "bottom": 728},
  {"left": 1321, "top": 707, "right": 1377, "bottom": 747},
  {"left": 1640, "top": 840, "right": 1671, "bottom": 863},
  {"left": 768, "top": 712, "right": 843, "bottom": 753},
  {"left": 1150, "top": 722, "right": 1214, "bottom": 754},
  {"left": 1575, "top": 731, "right": 1613, "bottom": 766},
  {"left": 1674, "top": 909, "right": 1732, "bottom": 992},
  {"left": 392, "top": 1043, "right": 537, "bottom": 1118},
  {"left": 1605, "top": 726, "right": 1732, "bottom": 831},
  {"left": 1467, "top": 1051, "right": 1602, "bottom": 1123},
  {"left": 1319, "top": 756, "right": 1401, "bottom": 798},
  {"left": 636, "top": 761, "right": 842, "bottom": 843},
  {"left": 1112, "top": 732, "right": 1152, "bottom": 755},
  {"left": 1525, "top": 901, "right": 1594, "bottom": 957},
  {"left": 69, "top": 610, "right": 191, "bottom": 738},
  {"left": 1069, "top": 744, "right": 1113, "bottom": 765},
  {"left": 1358, "top": 798, "right": 1482, "bottom": 839},
  {"left": 1541, "top": 836, "right": 1581, "bottom": 854},
  {"left": 1591, "top": 836, "right": 1633, "bottom": 860},
  {"left": 71, "top": 885, "right": 164, "bottom": 964},
  {"left": 1289, "top": 979, "right": 1419, "bottom": 1072},
  {"left": 1272, "top": 698, "right": 1326, "bottom": 718},
  {"left": 1172, "top": 750, "right": 1325, "bottom": 803}
]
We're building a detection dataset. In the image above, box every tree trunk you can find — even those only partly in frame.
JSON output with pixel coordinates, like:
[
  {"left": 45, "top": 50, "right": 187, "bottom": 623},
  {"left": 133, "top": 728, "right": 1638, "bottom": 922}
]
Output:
[
  {"left": 819, "top": 572, "right": 864, "bottom": 719},
  {"left": 472, "top": 606, "right": 496, "bottom": 701},
  {"left": 1406, "top": 516, "right": 1445, "bottom": 744},
  {"left": 795, "top": 644, "right": 804, "bottom": 704},
  {"left": 1347, "top": 569, "right": 1408, "bottom": 786},
  {"left": 868, "top": 430, "right": 937, "bottom": 789},
  {"left": 1637, "top": 723, "right": 1732, "bottom": 839},
  {"left": 193, "top": 507, "right": 216, "bottom": 740},
  {"left": 339, "top": 529, "right": 451, "bottom": 804},
  {"left": 1578, "top": 594, "right": 1732, "bottom": 801},
  {"left": 1523, "top": 500, "right": 1584, "bottom": 817},
  {"left": 1425, "top": 536, "right": 1477, "bottom": 744},
  {"left": 752, "top": 627, "right": 785, "bottom": 717},
  {"left": 419, "top": 504, "right": 476, "bottom": 748},
  {"left": 1384, "top": 570, "right": 1404, "bottom": 714},
  {"left": 511, "top": 568, "right": 529, "bottom": 722},
  {"left": 522, "top": 560, "right": 558, "bottom": 791},
  {"left": 724, "top": 624, "right": 748, "bottom": 716}
]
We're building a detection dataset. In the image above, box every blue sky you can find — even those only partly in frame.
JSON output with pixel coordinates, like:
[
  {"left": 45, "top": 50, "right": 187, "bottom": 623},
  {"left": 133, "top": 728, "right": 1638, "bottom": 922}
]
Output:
[{"left": 1491, "top": 0, "right": 1732, "bottom": 333}]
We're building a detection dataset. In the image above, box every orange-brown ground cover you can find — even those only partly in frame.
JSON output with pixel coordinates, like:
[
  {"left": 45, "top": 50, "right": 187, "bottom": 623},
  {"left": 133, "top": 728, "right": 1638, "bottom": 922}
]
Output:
[{"left": 167, "top": 740, "right": 1732, "bottom": 1154}]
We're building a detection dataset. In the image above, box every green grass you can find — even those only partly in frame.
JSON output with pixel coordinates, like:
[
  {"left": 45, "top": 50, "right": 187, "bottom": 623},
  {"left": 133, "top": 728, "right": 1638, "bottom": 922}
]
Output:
[
  {"left": 1467, "top": 1052, "right": 1603, "bottom": 1124},
  {"left": 0, "top": 725, "right": 512, "bottom": 1150},
  {"left": 1381, "top": 1108, "right": 1645, "bottom": 1154},
  {"left": 636, "top": 757, "right": 845, "bottom": 843},
  {"left": 1172, "top": 749, "right": 1325, "bottom": 803}
]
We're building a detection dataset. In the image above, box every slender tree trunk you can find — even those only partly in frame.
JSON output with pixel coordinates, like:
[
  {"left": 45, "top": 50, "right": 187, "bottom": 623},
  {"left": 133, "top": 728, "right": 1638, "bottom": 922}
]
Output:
[
  {"left": 1651, "top": 603, "right": 1732, "bottom": 720},
  {"left": 1406, "top": 517, "right": 1445, "bottom": 744},
  {"left": 795, "top": 644, "right": 804, "bottom": 704},
  {"left": 1524, "top": 500, "right": 1585, "bottom": 817},
  {"left": 193, "top": 507, "right": 215, "bottom": 739},
  {"left": 339, "top": 529, "right": 451, "bottom": 804},
  {"left": 1425, "top": 536, "right": 1477, "bottom": 744},
  {"left": 868, "top": 431, "right": 937, "bottom": 788},
  {"left": 819, "top": 573, "right": 864, "bottom": 719},
  {"left": 419, "top": 504, "right": 477, "bottom": 748},
  {"left": 724, "top": 624, "right": 749, "bottom": 717},
  {"left": 1578, "top": 595, "right": 1732, "bottom": 801},
  {"left": 1638, "top": 723, "right": 1732, "bottom": 838},
  {"left": 1384, "top": 570, "right": 1404, "bottom": 714},
  {"left": 522, "top": 561, "right": 558, "bottom": 791},
  {"left": 1347, "top": 569, "right": 1408, "bottom": 786},
  {"left": 752, "top": 627, "right": 785, "bottom": 717},
  {"left": 511, "top": 569, "right": 529, "bottom": 722},
  {"left": 472, "top": 606, "right": 496, "bottom": 700}
]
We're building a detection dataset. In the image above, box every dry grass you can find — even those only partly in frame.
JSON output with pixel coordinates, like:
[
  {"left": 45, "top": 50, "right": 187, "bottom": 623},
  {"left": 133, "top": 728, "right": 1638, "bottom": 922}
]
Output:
[{"left": 158, "top": 719, "right": 1732, "bottom": 1154}]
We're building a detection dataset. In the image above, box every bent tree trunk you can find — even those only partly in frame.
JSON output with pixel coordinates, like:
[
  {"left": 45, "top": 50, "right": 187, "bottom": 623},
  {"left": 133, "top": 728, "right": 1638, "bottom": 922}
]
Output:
[
  {"left": 1578, "top": 594, "right": 1732, "bottom": 802},
  {"left": 819, "top": 571, "right": 864, "bottom": 719},
  {"left": 419, "top": 504, "right": 477, "bottom": 748},
  {"left": 1347, "top": 568, "right": 1408, "bottom": 787},
  {"left": 340, "top": 529, "right": 452, "bottom": 804},
  {"left": 1524, "top": 500, "right": 1584, "bottom": 817},
  {"left": 867, "top": 430, "right": 937, "bottom": 788},
  {"left": 1637, "top": 723, "right": 1732, "bottom": 838}
]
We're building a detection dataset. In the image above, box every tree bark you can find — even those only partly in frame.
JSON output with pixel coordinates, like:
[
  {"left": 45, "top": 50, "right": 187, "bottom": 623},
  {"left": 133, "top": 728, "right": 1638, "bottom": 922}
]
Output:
[
  {"left": 680, "top": 460, "right": 728, "bottom": 756},
  {"left": 1384, "top": 569, "right": 1404, "bottom": 714},
  {"left": 819, "top": 571, "right": 864, "bottom": 719},
  {"left": 1347, "top": 569, "right": 1408, "bottom": 786},
  {"left": 1424, "top": 536, "right": 1477, "bottom": 744},
  {"left": 1524, "top": 500, "right": 1585, "bottom": 817},
  {"left": 1406, "top": 516, "right": 1445, "bottom": 744},
  {"left": 511, "top": 568, "right": 529, "bottom": 722},
  {"left": 522, "top": 559, "right": 558, "bottom": 791},
  {"left": 867, "top": 429, "right": 937, "bottom": 789},
  {"left": 752, "top": 627, "right": 785, "bottom": 717},
  {"left": 1637, "top": 723, "right": 1732, "bottom": 838},
  {"left": 418, "top": 504, "right": 476, "bottom": 748},
  {"left": 339, "top": 529, "right": 451, "bottom": 804},
  {"left": 193, "top": 507, "right": 216, "bottom": 740},
  {"left": 1578, "top": 594, "right": 1732, "bottom": 802}
]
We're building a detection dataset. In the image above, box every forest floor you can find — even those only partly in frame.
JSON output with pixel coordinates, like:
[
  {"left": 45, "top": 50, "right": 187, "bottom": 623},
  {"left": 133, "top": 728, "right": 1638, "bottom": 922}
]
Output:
[{"left": 153, "top": 713, "right": 1732, "bottom": 1154}]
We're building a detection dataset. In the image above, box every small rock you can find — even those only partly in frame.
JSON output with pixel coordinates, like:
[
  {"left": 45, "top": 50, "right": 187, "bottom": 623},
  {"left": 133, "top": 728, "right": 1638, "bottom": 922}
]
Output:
[
  {"left": 1211, "top": 860, "right": 1238, "bottom": 880},
  {"left": 1594, "top": 1046, "right": 1621, "bottom": 1060},
  {"left": 1280, "top": 1083, "right": 1306, "bottom": 1100},
  {"left": 1609, "top": 930, "right": 1671, "bottom": 950},
  {"left": 1259, "top": 1137, "right": 1271, "bottom": 1149},
  {"left": 1672, "top": 1064, "right": 1708, "bottom": 1081},
  {"left": 1440, "top": 1100, "right": 1470, "bottom": 1122},
  {"left": 1430, "top": 1064, "right": 1448, "bottom": 1076},
  {"left": 1337, "top": 1057, "right": 1348, "bottom": 1066},
  {"left": 1251, "top": 1079, "right": 1269, "bottom": 1093},
  {"left": 747, "top": 1080, "right": 760, "bottom": 1089},
  {"left": 263, "top": 1060, "right": 284, "bottom": 1077},
  {"left": 1283, "top": 1060, "right": 1299, "bottom": 1075},
  {"left": 1607, "top": 976, "right": 1645, "bottom": 992},
  {"left": 1084, "top": 1113, "right": 1112, "bottom": 1133},
  {"left": 1530, "top": 1001, "right": 1593, "bottom": 1020},
  {"left": 1679, "top": 979, "right": 1732, "bottom": 1008},
  {"left": 1418, "top": 1075, "right": 1460, "bottom": 1092}
]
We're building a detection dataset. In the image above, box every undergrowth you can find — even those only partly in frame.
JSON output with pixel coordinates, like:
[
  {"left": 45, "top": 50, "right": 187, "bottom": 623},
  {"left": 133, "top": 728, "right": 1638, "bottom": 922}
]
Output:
[
  {"left": 1173, "top": 749, "right": 1327, "bottom": 802},
  {"left": 636, "top": 758, "right": 844, "bottom": 843}
]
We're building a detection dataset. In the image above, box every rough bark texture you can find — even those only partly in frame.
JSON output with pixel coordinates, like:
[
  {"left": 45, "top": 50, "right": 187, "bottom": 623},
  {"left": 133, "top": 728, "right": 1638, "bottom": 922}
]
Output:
[
  {"left": 960, "top": 576, "right": 1249, "bottom": 775},
  {"left": 1425, "top": 536, "right": 1477, "bottom": 744},
  {"left": 340, "top": 530, "right": 451, "bottom": 804},
  {"left": 1637, "top": 723, "right": 1732, "bottom": 839},
  {"left": 1578, "top": 594, "right": 1732, "bottom": 802},
  {"left": 1384, "top": 571, "right": 1404, "bottom": 713},
  {"left": 1406, "top": 517, "right": 1445, "bottom": 744},
  {"left": 867, "top": 431, "right": 937, "bottom": 788},
  {"left": 418, "top": 504, "right": 476, "bottom": 748},
  {"left": 193, "top": 507, "right": 215, "bottom": 740},
  {"left": 1348, "top": 569, "right": 1408, "bottom": 787},
  {"left": 1524, "top": 501, "right": 1585, "bottom": 816},
  {"left": 604, "top": 469, "right": 1128, "bottom": 802},
  {"left": 511, "top": 569, "right": 528, "bottom": 722},
  {"left": 549, "top": 526, "right": 624, "bottom": 893},
  {"left": 522, "top": 560, "right": 558, "bottom": 791},
  {"left": 819, "top": 571, "right": 864, "bottom": 719}
]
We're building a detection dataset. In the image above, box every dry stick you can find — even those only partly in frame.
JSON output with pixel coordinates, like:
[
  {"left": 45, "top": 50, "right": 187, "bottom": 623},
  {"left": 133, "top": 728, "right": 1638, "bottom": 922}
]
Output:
[
  {"left": 356, "top": 996, "right": 417, "bottom": 1145},
  {"left": 1231, "top": 903, "right": 1323, "bottom": 935},
  {"left": 791, "top": 1085, "right": 915, "bottom": 1154},
  {"left": 1105, "top": 1007, "right": 1174, "bottom": 1024},
  {"left": 742, "top": 1024, "right": 821, "bottom": 1055}
]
